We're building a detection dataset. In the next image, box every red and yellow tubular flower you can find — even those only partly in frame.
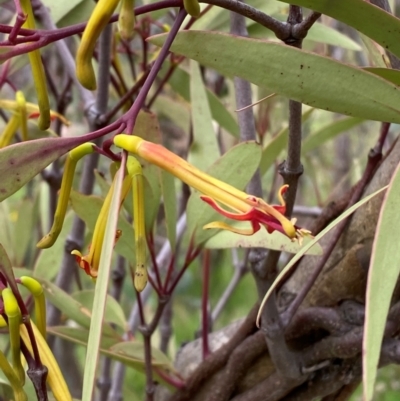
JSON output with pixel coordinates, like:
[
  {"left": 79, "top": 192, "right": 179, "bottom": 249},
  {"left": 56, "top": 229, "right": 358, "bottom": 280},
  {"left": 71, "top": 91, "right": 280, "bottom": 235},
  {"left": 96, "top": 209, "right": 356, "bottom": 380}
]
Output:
[
  {"left": 113, "top": 135, "right": 311, "bottom": 242},
  {"left": 71, "top": 168, "right": 131, "bottom": 278}
]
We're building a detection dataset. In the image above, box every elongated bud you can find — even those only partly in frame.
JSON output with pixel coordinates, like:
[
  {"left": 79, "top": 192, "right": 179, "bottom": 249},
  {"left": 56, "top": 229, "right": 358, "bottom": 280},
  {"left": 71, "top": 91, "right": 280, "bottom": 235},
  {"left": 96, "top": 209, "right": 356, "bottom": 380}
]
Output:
[
  {"left": 19, "top": 277, "right": 46, "bottom": 338},
  {"left": 37, "top": 143, "right": 94, "bottom": 249},
  {"left": 20, "top": 0, "right": 51, "bottom": 130},
  {"left": 0, "top": 113, "right": 20, "bottom": 148},
  {"left": 127, "top": 157, "right": 147, "bottom": 291},
  {"left": 2, "top": 288, "right": 24, "bottom": 385},
  {"left": 76, "top": 0, "right": 120, "bottom": 89},
  {"left": 183, "top": 0, "right": 200, "bottom": 17},
  {"left": 20, "top": 322, "right": 72, "bottom": 401},
  {"left": 16, "top": 91, "right": 28, "bottom": 141},
  {"left": 0, "top": 350, "right": 27, "bottom": 401},
  {"left": 118, "top": 0, "right": 135, "bottom": 41}
]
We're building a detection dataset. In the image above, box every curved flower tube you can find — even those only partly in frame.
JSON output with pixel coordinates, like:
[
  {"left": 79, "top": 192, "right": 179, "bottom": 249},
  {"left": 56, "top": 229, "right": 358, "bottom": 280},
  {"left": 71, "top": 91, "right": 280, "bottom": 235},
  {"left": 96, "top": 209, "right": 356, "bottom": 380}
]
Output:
[
  {"left": 72, "top": 167, "right": 132, "bottom": 278},
  {"left": 113, "top": 134, "right": 311, "bottom": 242}
]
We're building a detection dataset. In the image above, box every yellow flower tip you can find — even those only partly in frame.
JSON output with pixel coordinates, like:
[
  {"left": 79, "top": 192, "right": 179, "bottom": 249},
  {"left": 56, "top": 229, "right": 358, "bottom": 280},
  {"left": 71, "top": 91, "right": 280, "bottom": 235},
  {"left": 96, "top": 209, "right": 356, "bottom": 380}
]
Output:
[
  {"left": 113, "top": 134, "right": 143, "bottom": 154},
  {"left": 76, "top": 61, "right": 97, "bottom": 91},
  {"left": 278, "top": 184, "right": 289, "bottom": 206}
]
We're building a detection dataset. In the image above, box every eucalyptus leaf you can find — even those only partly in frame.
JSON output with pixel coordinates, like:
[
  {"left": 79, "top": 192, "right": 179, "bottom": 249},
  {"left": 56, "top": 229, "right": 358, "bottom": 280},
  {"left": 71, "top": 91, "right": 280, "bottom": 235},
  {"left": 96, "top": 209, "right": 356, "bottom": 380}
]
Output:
[
  {"left": 81, "top": 165, "right": 124, "bottom": 401},
  {"left": 0, "top": 134, "right": 104, "bottom": 202},
  {"left": 72, "top": 290, "right": 127, "bottom": 331},
  {"left": 302, "top": 117, "right": 364, "bottom": 153},
  {"left": 39, "top": 279, "right": 120, "bottom": 339},
  {"left": 188, "top": 59, "right": 220, "bottom": 171},
  {"left": 260, "top": 108, "right": 314, "bottom": 175},
  {"left": 363, "top": 163, "right": 400, "bottom": 401},
  {"left": 160, "top": 170, "right": 177, "bottom": 250},
  {"left": 149, "top": 31, "right": 400, "bottom": 123},
  {"left": 205, "top": 224, "right": 322, "bottom": 255},
  {"left": 363, "top": 67, "right": 400, "bottom": 87},
  {"left": 162, "top": 64, "right": 239, "bottom": 137}
]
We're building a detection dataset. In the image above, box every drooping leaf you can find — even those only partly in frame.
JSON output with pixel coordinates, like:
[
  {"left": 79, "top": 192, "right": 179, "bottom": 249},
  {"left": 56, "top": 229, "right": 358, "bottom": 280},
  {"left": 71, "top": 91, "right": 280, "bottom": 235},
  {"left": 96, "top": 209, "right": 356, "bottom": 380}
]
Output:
[
  {"left": 260, "top": 108, "right": 314, "bottom": 175},
  {"left": 0, "top": 132, "right": 105, "bottom": 202},
  {"left": 188, "top": 59, "right": 220, "bottom": 171},
  {"left": 39, "top": 279, "right": 120, "bottom": 339},
  {"left": 160, "top": 170, "right": 177, "bottom": 250},
  {"left": 257, "top": 185, "right": 389, "bottom": 326},
  {"left": 364, "top": 67, "right": 400, "bottom": 87},
  {"left": 48, "top": 326, "right": 120, "bottom": 350},
  {"left": 41, "top": 0, "right": 87, "bottom": 23},
  {"left": 276, "top": 0, "right": 400, "bottom": 60},
  {"left": 302, "top": 116, "right": 364, "bottom": 153},
  {"left": 363, "top": 163, "right": 400, "bottom": 401},
  {"left": 149, "top": 31, "right": 400, "bottom": 123},
  {"left": 34, "top": 212, "right": 74, "bottom": 281},
  {"left": 72, "top": 290, "right": 127, "bottom": 331},
  {"left": 186, "top": 141, "right": 262, "bottom": 246},
  {"left": 162, "top": 64, "right": 239, "bottom": 137},
  {"left": 205, "top": 224, "right": 322, "bottom": 255}
]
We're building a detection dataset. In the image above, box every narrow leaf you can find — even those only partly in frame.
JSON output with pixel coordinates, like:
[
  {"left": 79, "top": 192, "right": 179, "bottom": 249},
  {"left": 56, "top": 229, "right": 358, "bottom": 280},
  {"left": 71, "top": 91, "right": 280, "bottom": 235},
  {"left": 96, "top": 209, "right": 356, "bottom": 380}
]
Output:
[
  {"left": 302, "top": 117, "right": 364, "bottom": 153},
  {"left": 81, "top": 165, "right": 124, "bottom": 401},
  {"left": 188, "top": 59, "right": 220, "bottom": 171},
  {"left": 149, "top": 32, "right": 400, "bottom": 123},
  {"left": 205, "top": 225, "right": 322, "bottom": 255},
  {"left": 0, "top": 132, "right": 106, "bottom": 201},
  {"left": 363, "top": 162, "right": 400, "bottom": 401}
]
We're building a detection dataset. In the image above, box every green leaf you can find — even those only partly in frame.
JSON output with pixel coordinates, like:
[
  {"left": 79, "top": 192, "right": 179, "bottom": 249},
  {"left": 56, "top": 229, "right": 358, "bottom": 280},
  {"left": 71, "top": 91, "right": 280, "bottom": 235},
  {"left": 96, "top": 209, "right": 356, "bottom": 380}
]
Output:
[
  {"left": 40, "top": 279, "right": 120, "bottom": 337},
  {"left": 302, "top": 117, "right": 364, "bottom": 154},
  {"left": 364, "top": 68, "right": 400, "bottom": 87},
  {"left": 34, "top": 212, "right": 74, "bottom": 281},
  {"left": 69, "top": 190, "right": 135, "bottom": 264},
  {"left": 187, "top": 141, "right": 261, "bottom": 245},
  {"left": 72, "top": 290, "right": 127, "bottom": 331},
  {"left": 160, "top": 170, "right": 177, "bottom": 250},
  {"left": 149, "top": 31, "right": 400, "bottom": 123},
  {"left": 12, "top": 198, "right": 38, "bottom": 266},
  {"left": 260, "top": 108, "right": 314, "bottom": 175},
  {"left": 188, "top": 60, "right": 220, "bottom": 171},
  {"left": 81, "top": 166, "right": 124, "bottom": 401},
  {"left": 0, "top": 135, "right": 102, "bottom": 202},
  {"left": 48, "top": 326, "right": 120, "bottom": 350},
  {"left": 205, "top": 224, "right": 322, "bottom": 254},
  {"left": 41, "top": 0, "right": 86, "bottom": 24},
  {"left": 276, "top": 0, "right": 400, "bottom": 60},
  {"left": 257, "top": 185, "right": 388, "bottom": 325},
  {"left": 363, "top": 163, "right": 400, "bottom": 401},
  {"left": 48, "top": 326, "right": 176, "bottom": 380},
  {"left": 163, "top": 64, "right": 239, "bottom": 137}
]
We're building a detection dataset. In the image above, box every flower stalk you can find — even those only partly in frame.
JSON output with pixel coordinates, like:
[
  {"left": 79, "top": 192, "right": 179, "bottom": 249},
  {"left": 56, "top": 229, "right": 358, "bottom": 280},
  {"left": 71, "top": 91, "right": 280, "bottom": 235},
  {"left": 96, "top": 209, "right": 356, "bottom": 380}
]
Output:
[{"left": 127, "top": 156, "right": 148, "bottom": 292}]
